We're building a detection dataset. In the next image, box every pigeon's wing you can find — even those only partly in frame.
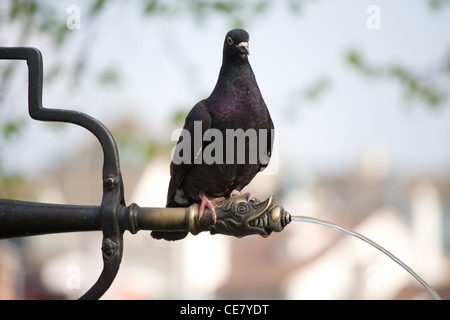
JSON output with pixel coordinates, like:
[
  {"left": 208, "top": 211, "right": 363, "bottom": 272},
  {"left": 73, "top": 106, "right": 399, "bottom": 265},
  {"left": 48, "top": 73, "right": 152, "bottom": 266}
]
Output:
[
  {"left": 259, "top": 111, "right": 274, "bottom": 172},
  {"left": 153, "top": 102, "right": 212, "bottom": 241},
  {"left": 166, "top": 101, "right": 212, "bottom": 207}
]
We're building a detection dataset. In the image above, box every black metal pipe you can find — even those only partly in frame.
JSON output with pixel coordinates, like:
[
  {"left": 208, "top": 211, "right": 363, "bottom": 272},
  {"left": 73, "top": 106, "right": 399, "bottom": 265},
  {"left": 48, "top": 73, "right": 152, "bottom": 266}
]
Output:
[
  {"left": 0, "top": 199, "right": 101, "bottom": 238},
  {"left": 0, "top": 199, "right": 193, "bottom": 239}
]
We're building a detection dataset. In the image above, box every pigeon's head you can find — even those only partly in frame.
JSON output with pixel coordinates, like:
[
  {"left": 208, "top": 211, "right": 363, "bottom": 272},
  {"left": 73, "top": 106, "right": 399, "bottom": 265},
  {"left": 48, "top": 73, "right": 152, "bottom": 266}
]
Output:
[{"left": 223, "top": 29, "right": 250, "bottom": 61}]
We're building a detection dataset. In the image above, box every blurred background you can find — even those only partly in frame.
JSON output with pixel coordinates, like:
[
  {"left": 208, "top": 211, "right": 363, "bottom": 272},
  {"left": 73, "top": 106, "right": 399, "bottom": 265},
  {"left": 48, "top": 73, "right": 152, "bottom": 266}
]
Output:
[{"left": 1, "top": 0, "right": 450, "bottom": 299}]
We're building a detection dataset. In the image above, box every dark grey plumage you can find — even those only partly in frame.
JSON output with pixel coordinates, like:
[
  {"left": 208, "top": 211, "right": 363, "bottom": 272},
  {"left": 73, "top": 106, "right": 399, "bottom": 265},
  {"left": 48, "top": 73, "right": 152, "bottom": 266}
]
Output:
[{"left": 151, "top": 29, "right": 274, "bottom": 241}]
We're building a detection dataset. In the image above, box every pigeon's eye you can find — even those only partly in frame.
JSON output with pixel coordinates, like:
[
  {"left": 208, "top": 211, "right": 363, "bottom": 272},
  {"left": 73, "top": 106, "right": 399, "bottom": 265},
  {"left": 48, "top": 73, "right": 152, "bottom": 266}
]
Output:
[{"left": 226, "top": 36, "right": 233, "bottom": 45}]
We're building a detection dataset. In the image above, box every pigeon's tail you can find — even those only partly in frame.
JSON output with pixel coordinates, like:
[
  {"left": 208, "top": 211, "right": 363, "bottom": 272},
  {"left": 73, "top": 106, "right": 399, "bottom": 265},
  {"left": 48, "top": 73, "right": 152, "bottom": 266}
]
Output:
[{"left": 150, "top": 230, "right": 188, "bottom": 241}]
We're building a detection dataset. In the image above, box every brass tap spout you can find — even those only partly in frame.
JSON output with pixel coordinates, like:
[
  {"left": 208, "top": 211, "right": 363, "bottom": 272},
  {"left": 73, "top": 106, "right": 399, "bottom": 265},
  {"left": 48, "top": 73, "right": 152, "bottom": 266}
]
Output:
[{"left": 124, "top": 194, "right": 291, "bottom": 238}]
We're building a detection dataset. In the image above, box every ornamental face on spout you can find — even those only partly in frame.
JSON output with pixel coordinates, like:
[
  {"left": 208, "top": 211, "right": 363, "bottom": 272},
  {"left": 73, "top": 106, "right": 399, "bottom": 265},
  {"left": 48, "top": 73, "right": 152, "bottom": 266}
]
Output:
[{"left": 207, "top": 194, "right": 291, "bottom": 238}]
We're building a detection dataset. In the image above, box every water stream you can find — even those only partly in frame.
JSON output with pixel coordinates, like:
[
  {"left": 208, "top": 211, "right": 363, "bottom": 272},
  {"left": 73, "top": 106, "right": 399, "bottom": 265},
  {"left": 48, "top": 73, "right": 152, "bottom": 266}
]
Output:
[{"left": 290, "top": 215, "right": 442, "bottom": 300}]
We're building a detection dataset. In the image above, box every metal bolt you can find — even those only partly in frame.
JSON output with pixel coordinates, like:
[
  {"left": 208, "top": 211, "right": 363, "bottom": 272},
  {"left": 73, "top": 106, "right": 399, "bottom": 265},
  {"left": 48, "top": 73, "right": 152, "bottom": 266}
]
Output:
[
  {"left": 104, "top": 175, "right": 117, "bottom": 191},
  {"left": 102, "top": 238, "right": 117, "bottom": 258}
]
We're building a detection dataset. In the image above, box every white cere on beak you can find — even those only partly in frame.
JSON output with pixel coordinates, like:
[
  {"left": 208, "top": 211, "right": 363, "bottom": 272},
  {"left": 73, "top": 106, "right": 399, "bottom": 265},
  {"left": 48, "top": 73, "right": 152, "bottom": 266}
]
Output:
[{"left": 238, "top": 42, "right": 250, "bottom": 55}]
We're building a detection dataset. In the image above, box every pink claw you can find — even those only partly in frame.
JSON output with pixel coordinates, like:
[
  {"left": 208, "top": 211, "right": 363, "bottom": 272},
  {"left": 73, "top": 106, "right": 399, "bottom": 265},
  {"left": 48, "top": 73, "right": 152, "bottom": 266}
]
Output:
[
  {"left": 230, "top": 189, "right": 252, "bottom": 199},
  {"left": 199, "top": 193, "right": 225, "bottom": 223}
]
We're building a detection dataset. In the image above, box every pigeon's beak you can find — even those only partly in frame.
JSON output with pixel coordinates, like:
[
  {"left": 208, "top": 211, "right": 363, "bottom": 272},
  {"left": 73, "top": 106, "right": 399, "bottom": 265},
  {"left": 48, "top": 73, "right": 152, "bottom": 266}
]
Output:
[{"left": 238, "top": 42, "right": 250, "bottom": 55}]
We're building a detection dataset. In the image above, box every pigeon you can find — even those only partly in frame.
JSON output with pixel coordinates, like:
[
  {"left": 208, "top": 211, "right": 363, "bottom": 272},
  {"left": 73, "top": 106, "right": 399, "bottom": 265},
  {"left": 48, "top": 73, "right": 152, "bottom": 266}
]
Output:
[{"left": 151, "top": 29, "right": 274, "bottom": 241}]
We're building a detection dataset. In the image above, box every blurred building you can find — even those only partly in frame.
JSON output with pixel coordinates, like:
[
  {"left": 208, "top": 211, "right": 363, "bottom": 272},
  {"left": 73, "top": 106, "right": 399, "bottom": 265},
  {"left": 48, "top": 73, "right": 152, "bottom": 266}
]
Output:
[
  {"left": 1, "top": 137, "right": 449, "bottom": 300},
  {"left": 217, "top": 164, "right": 450, "bottom": 299}
]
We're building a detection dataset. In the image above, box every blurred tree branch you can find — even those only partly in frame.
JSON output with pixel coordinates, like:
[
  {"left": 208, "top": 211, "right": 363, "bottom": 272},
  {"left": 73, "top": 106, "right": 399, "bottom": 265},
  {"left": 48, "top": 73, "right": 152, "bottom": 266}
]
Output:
[
  {"left": 345, "top": 0, "right": 450, "bottom": 109},
  {"left": 428, "top": 0, "right": 450, "bottom": 10},
  {"left": 346, "top": 48, "right": 450, "bottom": 108}
]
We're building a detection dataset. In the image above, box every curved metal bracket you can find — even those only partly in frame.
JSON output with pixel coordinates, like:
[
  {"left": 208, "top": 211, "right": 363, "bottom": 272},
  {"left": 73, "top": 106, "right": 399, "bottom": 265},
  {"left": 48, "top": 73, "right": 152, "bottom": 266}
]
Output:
[{"left": 0, "top": 47, "right": 124, "bottom": 300}]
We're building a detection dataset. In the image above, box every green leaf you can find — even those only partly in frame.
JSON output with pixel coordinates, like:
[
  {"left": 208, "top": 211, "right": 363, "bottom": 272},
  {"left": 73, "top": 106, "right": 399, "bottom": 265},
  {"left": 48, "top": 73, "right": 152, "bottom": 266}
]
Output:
[
  {"left": 99, "top": 68, "right": 121, "bottom": 85},
  {"left": 3, "top": 119, "right": 26, "bottom": 138}
]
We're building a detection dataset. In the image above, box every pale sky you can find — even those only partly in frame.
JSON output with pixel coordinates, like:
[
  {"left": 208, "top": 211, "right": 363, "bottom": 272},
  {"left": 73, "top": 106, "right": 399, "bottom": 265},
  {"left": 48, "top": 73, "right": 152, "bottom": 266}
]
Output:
[{"left": 2, "top": 0, "right": 450, "bottom": 179}]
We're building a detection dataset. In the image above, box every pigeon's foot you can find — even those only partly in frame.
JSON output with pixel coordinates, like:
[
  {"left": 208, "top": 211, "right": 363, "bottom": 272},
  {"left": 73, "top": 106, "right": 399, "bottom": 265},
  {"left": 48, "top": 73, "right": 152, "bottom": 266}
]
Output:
[
  {"left": 231, "top": 189, "right": 252, "bottom": 200},
  {"left": 199, "top": 193, "right": 225, "bottom": 223}
]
